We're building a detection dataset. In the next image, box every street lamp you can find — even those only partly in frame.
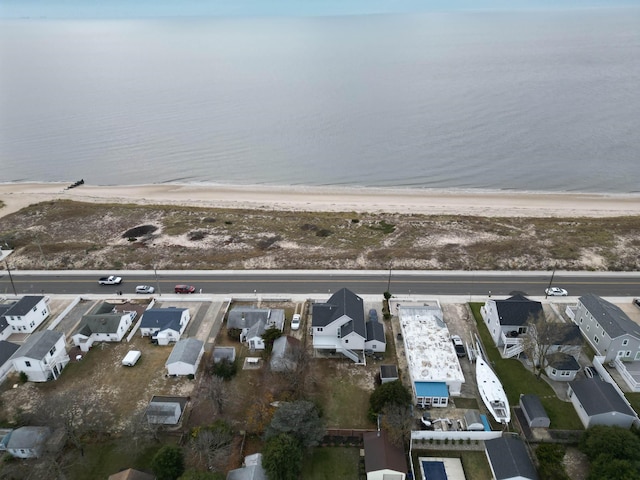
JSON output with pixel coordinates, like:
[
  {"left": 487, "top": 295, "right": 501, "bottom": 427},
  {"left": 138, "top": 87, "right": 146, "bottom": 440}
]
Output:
[
  {"left": 153, "top": 264, "right": 162, "bottom": 296},
  {"left": 545, "top": 265, "right": 557, "bottom": 299}
]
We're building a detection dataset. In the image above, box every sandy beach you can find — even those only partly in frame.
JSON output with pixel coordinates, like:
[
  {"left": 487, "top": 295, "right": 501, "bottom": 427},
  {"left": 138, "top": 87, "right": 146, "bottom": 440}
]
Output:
[{"left": 1, "top": 182, "right": 640, "bottom": 219}]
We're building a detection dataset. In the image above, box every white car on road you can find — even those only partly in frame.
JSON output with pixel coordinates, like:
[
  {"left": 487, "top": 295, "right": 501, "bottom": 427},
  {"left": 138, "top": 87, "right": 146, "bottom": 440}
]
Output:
[
  {"left": 135, "top": 285, "right": 155, "bottom": 294},
  {"left": 545, "top": 286, "right": 568, "bottom": 296},
  {"left": 98, "top": 275, "right": 122, "bottom": 285}
]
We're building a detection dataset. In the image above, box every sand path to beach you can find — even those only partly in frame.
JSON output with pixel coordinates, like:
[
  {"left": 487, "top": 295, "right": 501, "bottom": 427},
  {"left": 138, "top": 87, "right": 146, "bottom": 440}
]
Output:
[{"left": 1, "top": 182, "right": 639, "bottom": 219}]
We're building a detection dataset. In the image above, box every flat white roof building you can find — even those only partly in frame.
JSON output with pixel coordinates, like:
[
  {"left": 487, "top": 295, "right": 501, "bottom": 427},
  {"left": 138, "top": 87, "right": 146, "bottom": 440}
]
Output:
[{"left": 399, "top": 305, "right": 465, "bottom": 407}]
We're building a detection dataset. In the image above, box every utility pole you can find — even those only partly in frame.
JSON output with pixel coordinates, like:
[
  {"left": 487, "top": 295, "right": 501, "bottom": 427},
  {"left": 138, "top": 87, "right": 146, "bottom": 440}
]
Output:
[
  {"left": 154, "top": 264, "right": 161, "bottom": 296},
  {"left": 545, "top": 265, "right": 556, "bottom": 299},
  {"left": 386, "top": 266, "right": 392, "bottom": 294},
  {"left": 1, "top": 246, "right": 17, "bottom": 296}
]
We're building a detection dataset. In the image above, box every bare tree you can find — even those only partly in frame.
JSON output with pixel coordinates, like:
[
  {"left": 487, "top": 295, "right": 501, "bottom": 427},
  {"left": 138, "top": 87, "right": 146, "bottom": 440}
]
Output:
[
  {"left": 190, "top": 424, "right": 233, "bottom": 471},
  {"left": 207, "top": 375, "right": 230, "bottom": 415},
  {"left": 380, "top": 403, "right": 414, "bottom": 449},
  {"left": 522, "top": 312, "right": 569, "bottom": 379},
  {"left": 271, "top": 339, "right": 314, "bottom": 399}
]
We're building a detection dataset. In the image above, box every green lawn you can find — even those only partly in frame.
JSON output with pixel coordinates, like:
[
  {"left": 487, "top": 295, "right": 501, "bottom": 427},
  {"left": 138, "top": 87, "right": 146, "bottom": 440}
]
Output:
[
  {"left": 625, "top": 392, "right": 640, "bottom": 415},
  {"left": 301, "top": 447, "right": 361, "bottom": 480},
  {"left": 469, "top": 303, "right": 583, "bottom": 431}
]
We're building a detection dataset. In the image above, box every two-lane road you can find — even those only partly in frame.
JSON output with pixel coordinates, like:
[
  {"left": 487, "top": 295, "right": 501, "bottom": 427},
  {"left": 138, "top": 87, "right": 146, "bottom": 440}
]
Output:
[{"left": 1, "top": 270, "right": 639, "bottom": 297}]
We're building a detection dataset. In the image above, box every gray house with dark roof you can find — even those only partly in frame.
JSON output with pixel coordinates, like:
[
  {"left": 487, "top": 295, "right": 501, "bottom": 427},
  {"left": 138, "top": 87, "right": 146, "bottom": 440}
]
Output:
[
  {"left": 481, "top": 295, "right": 543, "bottom": 349},
  {"left": 485, "top": 436, "right": 538, "bottom": 480},
  {"left": 140, "top": 307, "right": 190, "bottom": 346},
  {"left": 227, "top": 307, "right": 285, "bottom": 350},
  {"left": 365, "top": 317, "right": 386, "bottom": 353},
  {"left": 0, "top": 304, "right": 13, "bottom": 340},
  {"left": 545, "top": 352, "right": 580, "bottom": 382},
  {"left": 312, "top": 288, "right": 366, "bottom": 363},
  {"left": 0, "top": 340, "right": 19, "bottom": 384},
  {"left": 72, "top": 301, "right": 136, "bottom": 352},
  {"left": 568, "top": 378, "right": 637, "bottom": 429},
  {"left": 3, "top": 296, "right": 49, "bottom": 334},
  {"left": 574, "top": 294, "right": 640, "bottom": 362}
]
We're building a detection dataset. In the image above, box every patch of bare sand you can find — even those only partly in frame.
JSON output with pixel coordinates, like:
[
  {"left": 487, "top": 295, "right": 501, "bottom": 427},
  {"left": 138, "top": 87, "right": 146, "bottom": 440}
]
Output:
[{"left": 2, "top": 182, "right": 640, "bottom": 219}]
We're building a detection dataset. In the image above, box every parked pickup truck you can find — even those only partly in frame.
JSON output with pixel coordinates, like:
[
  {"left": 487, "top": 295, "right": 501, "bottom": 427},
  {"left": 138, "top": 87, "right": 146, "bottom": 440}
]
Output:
[{"left": 98, "top": 275, "right": 122, "bottom": 285}]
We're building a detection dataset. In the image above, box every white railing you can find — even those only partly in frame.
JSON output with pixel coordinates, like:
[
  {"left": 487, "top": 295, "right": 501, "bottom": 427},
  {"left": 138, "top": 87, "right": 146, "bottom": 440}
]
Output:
[{"left": 608, "top": 357, "right": 640, "bottom": 392}]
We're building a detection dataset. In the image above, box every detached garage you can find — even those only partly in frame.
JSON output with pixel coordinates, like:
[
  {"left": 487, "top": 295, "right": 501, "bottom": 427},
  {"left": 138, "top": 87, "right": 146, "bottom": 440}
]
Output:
[
  {"left": 165, "top": 338, "right": 204, "bottom": 376},
  {"left": 520, "top": 394, "right": 550, "bottom": 428}
]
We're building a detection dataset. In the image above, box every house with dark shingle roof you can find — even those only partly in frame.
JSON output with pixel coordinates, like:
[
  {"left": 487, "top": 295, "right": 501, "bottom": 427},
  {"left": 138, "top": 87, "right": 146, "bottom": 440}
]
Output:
[
  {"left": 312, "top": 288, "right": 366, "bottom": 363},
  {"left": 72, "top": 301, "right": 136, "bottom": 352},
  {"left": 0, "top": 340, "right": 19, "bottom": 384},
  {"left": 227, "top": 307, "right": 285, "bottom": 350},
  {"left": 485, "top": 435, "right": 539, "bottom": 480},
  {"left": 2, "top": 296, "right": 50, "bottom": 334},
  {"left": 365, "top": 316, "right": 386, "bottom": 353},
  {"left": 140, "top": 307, "right": 190, "bottom": 345},
  {"left": 481, "top": 294, "right": 543, "bottom": 348},
  {"left": 545, "top": 352, "right": 580, "bottom": 382},
  {"left": 11, "top": 330, "right": 69, "bottom": 382},
  {"left": 568, "top": 378, "right": 637, "bottom": 429},
  {"left": 0, "top": 304, "right": 13, "bottom": 340},
  {"left": 574, "top": 294, "right": 640, "bottom": 362},
  {"left": 363, "top": 430, "right": 407, "bottom": 480}
]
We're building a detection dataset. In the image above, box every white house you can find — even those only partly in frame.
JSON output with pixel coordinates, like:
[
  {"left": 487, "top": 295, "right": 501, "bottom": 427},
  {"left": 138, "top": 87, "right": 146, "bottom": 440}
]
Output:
[
  {"left": 481, "top": 294, "right": 543, "bottom": 357},
  {"left": 399, "top": 305, "right": 465, "bottom": 407},
  {"left": 72, "top": 302, "right": 136, "bottom": 352},
  {"left": 227, "top": 307, "right": 285, "bottom": 351},
  {"left": 0, "top": 305, "right": 13, "bottom": 340},
  {"left": 363, "top": 430, "right": 406, "bottom": 480},
  {"left": 485, "top": 436, "right": 539, "bottom": 480},
  {"left": 573, "top": 294, "right": 640, "bottom": 362},
  {"left": 11, "top": 330, "right": 69, "bottom": 382},
  {"left": 140, "top": 307, "right": 190, "bottom": 345},
  {"left": 0, "top": 340, "right": 19, "bottom": 385},
  {"left": 227, "top": 453, "right": 267, "bottom": 480},
  {"left": 568, "top": 378, "right": 637, "bottom": 429},
  {"left": 0, "top": 426, "right": 51, "bottom": 459},
  {"left": 165, "top": 338, "right": 204, "bottom": 376},
  {"left": 3, "top": 296, "right": 50, "bottom": 334},
  {"left": 544, "top": 352, "right": 580, "bottom": 382},
  {"left": 270, "top": 336, "right": 302, "bottom": 372},
  {"left": 312, "top": 288, "right": 366, "bottom": 363},
  {"left": 145, "top": 396, "right": 189, "bottom": 425}
]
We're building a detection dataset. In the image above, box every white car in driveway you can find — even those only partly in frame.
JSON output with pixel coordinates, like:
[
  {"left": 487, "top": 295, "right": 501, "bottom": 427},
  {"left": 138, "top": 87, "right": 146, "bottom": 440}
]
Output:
[
  {"left": 291, "top": 314, "right": 301, "bottom": 330},
  {"left": 545, "top": 286, "right": 568, "bottom": 296}
]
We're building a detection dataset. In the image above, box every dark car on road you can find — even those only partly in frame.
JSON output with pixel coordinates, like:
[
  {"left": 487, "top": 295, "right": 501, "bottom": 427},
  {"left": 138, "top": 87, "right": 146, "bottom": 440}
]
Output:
[{"left": 174, "top": 284, "right": 196, "bottom": 294}]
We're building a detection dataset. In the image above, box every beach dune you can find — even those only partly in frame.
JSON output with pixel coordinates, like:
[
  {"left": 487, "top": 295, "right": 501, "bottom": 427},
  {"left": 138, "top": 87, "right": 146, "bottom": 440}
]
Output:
[{"left": 1, "top": 182, "right": 639, "bottom": 219}]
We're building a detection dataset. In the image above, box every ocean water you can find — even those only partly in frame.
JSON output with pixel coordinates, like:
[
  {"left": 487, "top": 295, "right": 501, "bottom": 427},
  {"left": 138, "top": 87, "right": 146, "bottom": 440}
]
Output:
[{"left": 1, "top": 8, "right": 639, "bottom": 193}]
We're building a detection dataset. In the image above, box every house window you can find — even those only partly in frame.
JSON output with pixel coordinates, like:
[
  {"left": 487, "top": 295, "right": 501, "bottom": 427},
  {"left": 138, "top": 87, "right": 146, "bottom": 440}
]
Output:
[
  {"left": 579, "top": 318, "right": 583, "bottom": 324},
  {"left": 518, "top": 327, "right": 527, "bottom": 334},
  {"left": 586, "top": 325, "right": 590, "bottom": 331},
  {"left": 49, "top": 346, "right": 56, "bottom": 355},
  {"left": 317, "top": 327, "right": 323, "bottom": 332},
  {"left": 626, "top": 351, "right": 632, "bottom": 357},
  {"left": 32, "top": 306, "right": 37, "bottom": 312},
  {"left": 594, "top": 336, "right": 599, "bottom": 344},
  {"left": 635, "top": 351, "right": 640, "bottom": 361},
  {"left": 344, "top": 339, "right": 348, "bottom": 344},
  {"left": 25, "top": 361, "right": 31, "bottom": 367},
  {"left": 551, "top": 369, "right": 557, "bottom": 375},
  {"left": 561, "top": 371, "right": 571, "bottom": 377},
  {"left": 617, "top": 351, "right": 625, "bottom": 358},
  {"left": 622, "top": 339, "right": 629, "bottom": 346}
]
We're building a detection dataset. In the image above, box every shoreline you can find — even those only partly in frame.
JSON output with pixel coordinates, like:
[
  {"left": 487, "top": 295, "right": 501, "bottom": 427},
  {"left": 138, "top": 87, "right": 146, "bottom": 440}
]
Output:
[{"left": 1, "top": 182, "right": 640, "bottom": 219}]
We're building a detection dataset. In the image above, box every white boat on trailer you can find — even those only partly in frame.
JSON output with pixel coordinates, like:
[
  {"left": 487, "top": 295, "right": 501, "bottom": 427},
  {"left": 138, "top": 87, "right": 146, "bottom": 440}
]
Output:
[{"left": 476, "top": 356, "right": 510, "bottom": 424}]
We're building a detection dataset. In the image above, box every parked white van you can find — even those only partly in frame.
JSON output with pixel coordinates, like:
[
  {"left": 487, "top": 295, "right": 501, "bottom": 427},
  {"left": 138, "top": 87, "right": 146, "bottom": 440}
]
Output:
[{"left": 122, "top": 350, "right": 141, "bottom": 367}]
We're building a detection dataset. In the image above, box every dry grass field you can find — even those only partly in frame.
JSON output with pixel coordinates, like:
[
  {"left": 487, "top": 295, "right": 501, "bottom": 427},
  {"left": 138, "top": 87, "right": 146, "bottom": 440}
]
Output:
[{"left": 1, "top": 199, "right": 640, "bottom": 271}]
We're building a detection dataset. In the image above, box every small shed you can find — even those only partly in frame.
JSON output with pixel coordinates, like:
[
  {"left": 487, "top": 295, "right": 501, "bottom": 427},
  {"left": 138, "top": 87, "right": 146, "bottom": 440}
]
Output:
[
  {"left": 520, "top": 394, "right": 550, "bottom": 428},
  {"left": 145, "top": 395, "right": 189, "bottom": 425},
  {"left": 380, "top": 365, "right": 399, "bottom": 384},
  {"left": 463, "top": 409, "right": 485, "bottom": 431}
]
